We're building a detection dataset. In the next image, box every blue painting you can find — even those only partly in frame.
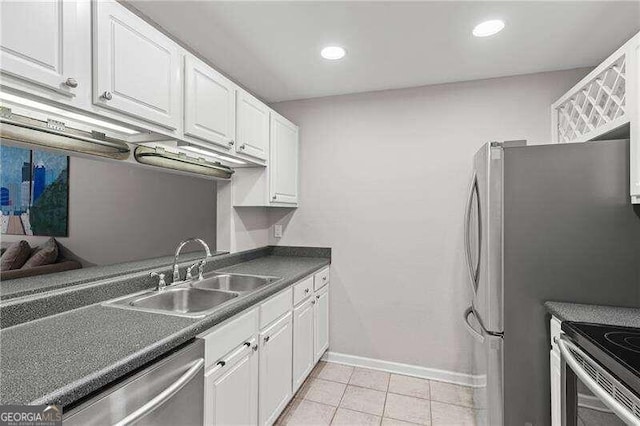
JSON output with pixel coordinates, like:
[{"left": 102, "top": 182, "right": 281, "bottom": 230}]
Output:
[{"left": 1, "top": 143, "right": 69, "bottom": 236}]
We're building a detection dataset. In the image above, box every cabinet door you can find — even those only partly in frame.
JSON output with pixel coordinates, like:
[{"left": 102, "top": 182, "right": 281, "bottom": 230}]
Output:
[
  {"left": 93, "top": 0, "right": 181, "bottom": 129},
  {"left": 184, "top": 55, "right": 236, "bottom": 148},
  {"left": 550, "top": 348, "right": 561, "bottom": 426},
  {"left": 204, "top": 342, "right": 258, "bottom": 426},
  {"left": 236, "top": 90, "right": 269, "bottom": 161},
  {"left": 0, "top": 0, "right": 79, "bottom": 96},
  {"left": 314, "top": 285, "right": 329, "bottom": 363},
  {"left": 293, "top": 299, "right": 315, "bottom": 392},
  {"left": 270, "top": 113, "right": 299, "bottom": 205},
  {"left": 259, "top": 313, "right": 293, "bottom": 426}
]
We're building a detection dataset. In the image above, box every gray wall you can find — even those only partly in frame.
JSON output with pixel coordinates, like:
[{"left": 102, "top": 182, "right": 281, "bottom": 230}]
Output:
[
  {"left": 270, "top": 68, "right": 591, "bottom": 375},
  {"left": 4, "top": 156, "right": 217, "bottom": 266}
]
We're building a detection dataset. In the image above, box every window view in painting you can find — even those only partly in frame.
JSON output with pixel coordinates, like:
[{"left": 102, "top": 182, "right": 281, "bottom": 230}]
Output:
[{"left": 1, "top": 144, "right": 69, "bottom": 236}]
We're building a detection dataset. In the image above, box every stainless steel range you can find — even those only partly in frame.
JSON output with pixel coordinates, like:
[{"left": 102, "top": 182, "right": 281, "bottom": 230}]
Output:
[{"left": 559, "top": 322, "right": 640, "bottom": 425}]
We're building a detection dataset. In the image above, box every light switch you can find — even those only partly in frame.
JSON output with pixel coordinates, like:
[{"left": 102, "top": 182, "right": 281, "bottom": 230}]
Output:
[{"left": 274, "top": 224, "right": 283, "bottom": 238}]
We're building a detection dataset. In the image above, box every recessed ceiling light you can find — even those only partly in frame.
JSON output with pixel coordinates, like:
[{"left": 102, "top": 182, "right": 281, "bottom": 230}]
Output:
[
  {"left": 472, "top": 20, "right": 505, "bottom": 37},
  {"left": 321, "top": 46, "right": 346, "bottom": 60}
]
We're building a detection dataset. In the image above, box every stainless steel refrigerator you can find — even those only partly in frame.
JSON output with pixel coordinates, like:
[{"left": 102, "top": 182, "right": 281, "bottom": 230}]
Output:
[{"left": 462, "top": 139, "right": 640, "bottom": 426}]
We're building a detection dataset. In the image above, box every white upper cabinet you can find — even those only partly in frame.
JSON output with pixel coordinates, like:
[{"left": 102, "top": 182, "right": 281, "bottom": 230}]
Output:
[
  {"left": 0, "top": 0, "right": 79, "bottom": 97},
  {"left": 184, "top": 55, "right": 236, "bottom": 149},
  {"left": 631, "top": 34, "right": 640, "bottom": 204},
  {"left": 270, "top": 112, "right": 299, "bottom": 205},
  {"left": 236, "top": 89, "right": 270, "bottom": 161},
  {"left": 552, "top": 32, "right": 640, "bottom": 203},
  {"left": 93, "top": 0, "right": 181, "bottom": 130}
]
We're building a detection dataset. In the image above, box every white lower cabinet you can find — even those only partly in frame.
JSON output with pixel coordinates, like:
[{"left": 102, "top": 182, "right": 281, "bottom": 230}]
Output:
[
  {"left": 200, "top": 266, "right": 330, "bottom": 426},
  {"left": 314, "top": 285, "right": 330, "bottom": 363},
  {"left": 293, "top": 298, "right": 315, "bottom": 392},
  {"left": 259, "top": 312, "right": 293, "bottom": 426},
  {"left": 204, "top": 340, "right": 259, "bottom": 426}
]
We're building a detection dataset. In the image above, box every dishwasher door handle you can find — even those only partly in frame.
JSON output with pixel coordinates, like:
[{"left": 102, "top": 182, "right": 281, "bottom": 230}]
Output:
[{"left": 114, "top": 358, "right": 204, "bottom": 426}]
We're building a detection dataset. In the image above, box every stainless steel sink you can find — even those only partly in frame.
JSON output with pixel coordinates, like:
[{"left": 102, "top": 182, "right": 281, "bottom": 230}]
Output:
[
  {"left": 103, "top": 272, "right": 280, "bottom": 318},
  {"left": 131, "top": 288, "right": 237, "bottom": 314},
  {"left": 189, "top": 273, "right": 279, "bottom": 294},
  {"left": 104, "top": 286, "right": 239, "bottom": 318}
]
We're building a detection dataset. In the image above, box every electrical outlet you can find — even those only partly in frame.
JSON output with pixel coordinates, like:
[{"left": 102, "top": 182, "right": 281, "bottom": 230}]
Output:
[{"left": 274, "top": 224, "right": 283, "bottom": 238}]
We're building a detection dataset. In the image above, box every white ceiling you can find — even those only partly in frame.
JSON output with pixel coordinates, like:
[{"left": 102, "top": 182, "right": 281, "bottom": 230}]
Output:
[{"left": 129, "top": 1, "right": 640, "bottom": 103}]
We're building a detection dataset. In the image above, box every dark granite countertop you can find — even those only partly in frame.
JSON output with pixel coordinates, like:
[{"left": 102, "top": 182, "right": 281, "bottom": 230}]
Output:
[
  {"left": 545, "top": 301, "right": 640, "bottom": 328},
  {"left": 0, "top": 252, "right": 330, "bottom": 407}
]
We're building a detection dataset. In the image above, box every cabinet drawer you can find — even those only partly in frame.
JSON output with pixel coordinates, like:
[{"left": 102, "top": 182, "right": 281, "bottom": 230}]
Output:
[
  {"left": 314, "top": 267, "right": 330, "bottom": 291},
  {"left": 260, "top": 288, "right": 292, "bottom": 329},
  {"left": 200, "top": 307, "right": 258, "bottom": 370},
  {"left": 293, "top": 276, "right": 314, "bottom": 306}
]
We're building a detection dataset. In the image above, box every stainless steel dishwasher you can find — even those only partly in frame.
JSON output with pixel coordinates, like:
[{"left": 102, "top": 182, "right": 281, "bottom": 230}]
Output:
[{"left": 64, "top": 340, "right": 204, "bottom": 426}]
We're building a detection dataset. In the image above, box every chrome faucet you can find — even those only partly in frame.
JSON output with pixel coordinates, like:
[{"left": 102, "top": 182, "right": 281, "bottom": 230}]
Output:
[{"left": 172, "top": 238, "right": 212, "bottom": 283}]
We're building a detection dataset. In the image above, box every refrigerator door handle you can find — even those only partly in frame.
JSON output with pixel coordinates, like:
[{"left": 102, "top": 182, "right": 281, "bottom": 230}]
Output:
[
  {"left": 463, "top": 306, "right": 485, "bottom": 344},
  {"left": 464, "top": 172, "right": 481, "bottom": 293}
]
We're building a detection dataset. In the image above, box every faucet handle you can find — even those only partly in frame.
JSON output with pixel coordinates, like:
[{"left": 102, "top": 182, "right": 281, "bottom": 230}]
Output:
[
  {"left": 197, "top": 260, "right": 206, "bottom": 280},
  {"left": 186, "top": 263, "right": 197, "bottom": 281},
  {"left": 150, "top": 272, "right": 166, "bottom": 290}
]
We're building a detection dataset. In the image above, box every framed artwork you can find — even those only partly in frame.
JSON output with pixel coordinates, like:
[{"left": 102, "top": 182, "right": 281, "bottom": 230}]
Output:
[{"left": 1, "top": 143, "right": 69, "bottom": 236}]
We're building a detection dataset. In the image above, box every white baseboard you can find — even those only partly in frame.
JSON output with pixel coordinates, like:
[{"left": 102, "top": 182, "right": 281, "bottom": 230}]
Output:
[{"left": 321, "top": 351, "right": 486, "bottom": 388}]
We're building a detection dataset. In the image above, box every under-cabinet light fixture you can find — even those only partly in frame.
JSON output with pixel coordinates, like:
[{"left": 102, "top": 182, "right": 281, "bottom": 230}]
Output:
[
  {"left": 179, "top": 144, "right": 247, "bottom": 165},
  {"left": 0, "top": 92, "right": 140, "bottom": 135}
]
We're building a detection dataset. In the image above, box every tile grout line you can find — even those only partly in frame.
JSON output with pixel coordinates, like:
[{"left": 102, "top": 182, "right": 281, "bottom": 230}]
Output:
[
  {"left": 329, "top": 371, "right": 351, "bottom": 425},
  {"left": 429, "top": 378, "right": 433, "bottom": 426},
  {"left": 380, "top": 386, "right": 388, "bottom": 425}
]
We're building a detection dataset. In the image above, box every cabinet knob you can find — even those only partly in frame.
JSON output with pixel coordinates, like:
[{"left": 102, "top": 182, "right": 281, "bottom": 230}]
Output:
[
  {"left": 304, "top": 288, "right": 310, "bottom": 294},
  {"left": 240, "top": 144, "right": 246, "bottom": 150},
  {"left": 252, "top": 344, "right": 258, "bottom": 351},
  {"left": 264, "top": 335, "right": 270, "bottom": 343},
  {"left": 64, "top": 78, "right": 78, "bottom": 88},
  {"left": 312, "top": 300, "right": 316, "bottom": 305},
  {"left": 272, "top": 195, "right": 277, "bottom": 200},
  {"left": 101, "top": 91, "right": 113, "bottom": 101},
  {"left": 228, "top": 140, "right": 235, "bottom": 146},
  {"left": 316, "top": 295, "right": 320, "bottom": 300},
  {"left": 323, "top": 277, "right": 327, "bottom": 281}
]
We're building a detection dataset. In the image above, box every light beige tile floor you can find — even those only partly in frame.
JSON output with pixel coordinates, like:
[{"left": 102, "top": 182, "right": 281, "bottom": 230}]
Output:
[{"left": 276, "top": 361, "right": 480, "bottom": 426}]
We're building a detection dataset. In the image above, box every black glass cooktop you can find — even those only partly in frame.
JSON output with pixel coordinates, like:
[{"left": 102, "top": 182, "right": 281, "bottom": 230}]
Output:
[{"left": 562, "top": 322, "right": 640, "bottom": 397}]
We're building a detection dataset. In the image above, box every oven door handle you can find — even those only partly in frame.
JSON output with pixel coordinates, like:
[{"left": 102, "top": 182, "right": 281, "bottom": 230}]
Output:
[{"left": 558, "top": 335, "right": 639, "bottom": 425}]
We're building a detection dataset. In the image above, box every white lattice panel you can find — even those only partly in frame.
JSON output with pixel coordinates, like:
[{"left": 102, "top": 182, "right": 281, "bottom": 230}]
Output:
[{"left": 555, "top": 56, "right": 627, "bottom": 143}]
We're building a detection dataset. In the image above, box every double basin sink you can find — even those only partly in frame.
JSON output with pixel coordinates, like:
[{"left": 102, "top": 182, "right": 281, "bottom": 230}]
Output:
[{"left": 105, "top": 272, "right": 281, "bottom": 318}]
